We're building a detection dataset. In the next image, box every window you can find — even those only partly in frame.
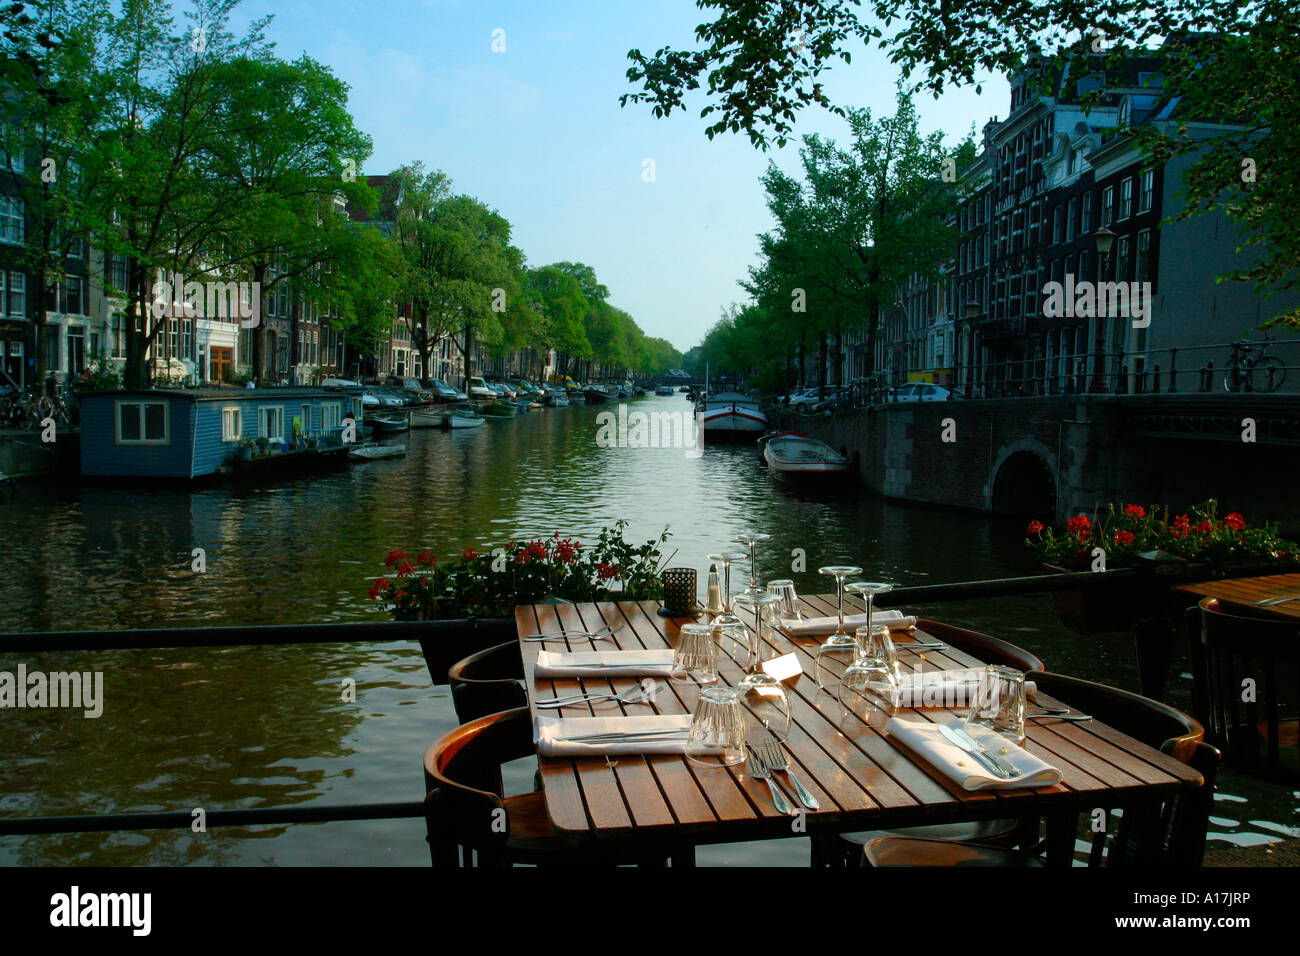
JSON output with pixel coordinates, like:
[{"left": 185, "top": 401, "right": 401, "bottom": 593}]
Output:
[
  {"left": 1052, "top": 205, "right": 1063, "bottom": 244},
  {"left": 2, "top": 123, "right": 24, "bottom": 172},
  {"left": 300, "top": 404, "right": 311, "bottom": 436},
  {"left": 259, "top": 405, "right": 285, "bottom": 442},
  {"left": 1081, "top": 192, "right": 1092, "bottom": 234},
  {"left": 6, "top": 271, "right": 23, "bottom": 316},
  {"left": 46, "top": 324, "right": 60, "bottom": 371},
  {"left": 117, "top": 400, "right": 169, "bottom": 444},
  {"left": 110, "top": 311, "right": 126, "bottom": 357},
  {"left": 64, "top": 276, "right": 83, "bottom": 315},
  {"left": 1067, "top": 196, "right": 1077, "bottom": 239},
  {"left": 109, "top": 256, "right": 129, "bottom": 293},
  {"left": 221, "top": 407, "right": 242, "bottom": 442},
  {"left": 0, "top": 196, "right": 23, "bottom": 244},
  {"left": 322, "top": 402, "right": 342, "bottom": 430},
  {"left": 1102, "top": 186, "right": 1115, "bottom": 225},
  {"left": 1120, "top": 177, "right": 1133, "bottom": 220},
  {"left": 1140, "top": 169, "right": 1154, "bottom": 212},
  {"left": 1136, "top": 229, "right": 1151, "bottom": 281},
  {"left": 1117, "top": 235, "right": 1131, "bottom": 281}
]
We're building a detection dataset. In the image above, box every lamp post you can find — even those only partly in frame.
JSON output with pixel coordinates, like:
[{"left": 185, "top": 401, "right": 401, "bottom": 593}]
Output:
[{"left": 1091, "top": 227, "right": 1116, "bottom": 391}]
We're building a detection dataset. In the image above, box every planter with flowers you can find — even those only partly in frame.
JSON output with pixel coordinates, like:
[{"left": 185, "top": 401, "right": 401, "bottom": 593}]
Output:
[
  {"left": 367, "top": 521, "right": 671, "bottom": 622},
  {"left": 1027, "top": 502, "right": 1298, "bottom": 633}
]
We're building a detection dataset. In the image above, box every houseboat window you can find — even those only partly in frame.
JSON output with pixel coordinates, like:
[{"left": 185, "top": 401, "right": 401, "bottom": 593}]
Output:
[
  {"left": 117, "top": 400, "right": 169, "bottom": 444},
  {"left": 322, "top": 402, "right": 341, "bottom": 429},
  {"left": 221, "top": 407, "right": 241, "bottom": 442},
  {"left": 300, "top": 404, "right": 311, "bottom": 433},
  {"left": 259, "top": 406, "right": 285, "bottom": 442}
]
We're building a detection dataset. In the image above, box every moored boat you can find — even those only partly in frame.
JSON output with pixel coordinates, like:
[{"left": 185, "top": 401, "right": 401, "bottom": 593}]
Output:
[
  {"left": 760, "top": 431, "right": 850, "bottom": 480},
  {"left": 697, "top": 391, "right": 767, "bottom": 439},
  {"left": 655, "top": 385, "right": 674, "bottom": 396},
  {"left": 584, "top": 385, "right": 611, "bottom": 404},
  {"left": 348, "top": 442, "right": 407, "bottom": 461},
  {"left": 410, "top": 406, "right": 450, "bottom": 429},
  {"left": 368, "top": 414, "right": 410, "bottom": 434},
  {"left": 444, "top": 404, "right": 485, "bottom": 429}
]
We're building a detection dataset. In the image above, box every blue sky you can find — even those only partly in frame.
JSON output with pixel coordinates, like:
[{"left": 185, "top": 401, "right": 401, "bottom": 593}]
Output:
[{"left": 232, "top": 0, "right": 1007, "bottom": 353}]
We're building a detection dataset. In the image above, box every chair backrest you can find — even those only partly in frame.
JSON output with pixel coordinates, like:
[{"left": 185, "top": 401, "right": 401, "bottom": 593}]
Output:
[
  {"left": 915, "top": 619, "right": 1046, "bottom": 673},
  {"left": 448, "top": 641, "right": 526, "bottom": 724},
  {"left": 1193, "top": 596, "right": 1299, "bottom": 782},
  {"left": 1026, "top": 670, "right": 1214, "bottom": 867},
  {"left": 423, "top": 706, "right": 534, "bottom": 866}
]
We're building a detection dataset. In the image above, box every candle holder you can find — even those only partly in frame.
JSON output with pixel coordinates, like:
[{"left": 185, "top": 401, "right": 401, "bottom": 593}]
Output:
[{"left": 658, "top": 567, "right": 699, "bottom": 617}]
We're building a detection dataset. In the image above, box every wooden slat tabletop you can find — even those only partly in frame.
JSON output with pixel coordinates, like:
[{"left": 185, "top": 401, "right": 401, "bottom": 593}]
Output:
[
  {"left": 516, "top": 595, "right": 1203, "bottom": 853},
  {"left": 1176, "top": 572, "right": 1300, "bottom": 620}
]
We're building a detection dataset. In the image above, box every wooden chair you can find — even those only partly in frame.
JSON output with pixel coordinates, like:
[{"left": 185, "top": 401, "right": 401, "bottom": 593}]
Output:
[
  {"left": 816, "top": 622, "right": 1046, "bottom": 866},
  {"left": 1190, "top": 596, "right": 1299, "bottom": 783},
  {"left": 423, "top": 707, "right": 684, "bottom": 867},
  {"left": 863, "top": 672, "right": 1218, "bottom": 868},
  {"left": 448, "top": 641, "right": 527, "bottom": 725}
]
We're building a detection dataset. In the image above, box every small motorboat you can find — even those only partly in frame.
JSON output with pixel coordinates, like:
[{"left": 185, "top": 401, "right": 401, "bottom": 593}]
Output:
[
  {"left": 584, "top": 385, "right": 611, "bottom": 404},
  {"left": 566, "top": 387, "right": 586, "bottom": 404},
  {"left": 761, "top": 432, "right": 850, "bottom": 479},
  {"left": 410, "top": 407, "right": 449, "bottom": 429},
  {"left": 368, "top": 414, "right": 410, "bottom": 434},
  {"left": 655, "top": 385, "right": 674, "bottom": 396},
  {"left": 349, "top": 442, "right": 407, "bottom": 461},
  {"left": 444, "top": 405, "right": 485, "bottom": 429},
  {"left": 544, "top": 389, "right": 570, "bottom": 407}
]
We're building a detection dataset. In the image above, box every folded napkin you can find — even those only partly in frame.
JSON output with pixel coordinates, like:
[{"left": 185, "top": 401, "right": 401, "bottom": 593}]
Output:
[
  {"left": 887, "top": 717, "right": 1062, "bottom": 791},
  {"left": 893, "top": 670, "right": 1039, "bottom": 709},
  {"left": 534, "top": 649, "right": 675, "bottom": 679},
  {"left": 780, "top": 609, "right": 916, "bottom": 638},
  {"left": 537, "top": 714, "right": 693, "bottom": 757}
]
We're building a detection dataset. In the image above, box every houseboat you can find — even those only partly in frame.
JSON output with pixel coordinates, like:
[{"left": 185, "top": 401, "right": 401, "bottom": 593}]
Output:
[
  {"left": 79, "top": 387, "right": 360, "bottom": 479},
  {"left": 697, "top": 391, "right": 768, "bottom": 439}
]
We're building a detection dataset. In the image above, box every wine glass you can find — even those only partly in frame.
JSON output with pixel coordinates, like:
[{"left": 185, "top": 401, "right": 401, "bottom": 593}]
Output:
[
  {"left": 733, "top": 591, "right": 792, "bottom": 740},
  {"left": 846, "top": 580, "right": 893, "bottom": 632},
  {"left": 814, "top": 565, "right": 862, "bottom": 690},
  {"left": 733, "top": 532, "right": 772, "bottom": 596},
  {"left": 838, "top": 624, "right": 901, "bottom": 722},
  {"left": 706, "top": 551, "right": 748, "bottom": 623}
]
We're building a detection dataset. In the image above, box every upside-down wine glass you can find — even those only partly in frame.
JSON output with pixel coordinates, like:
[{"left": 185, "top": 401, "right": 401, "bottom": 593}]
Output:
[
  {"left": 734, "top": 532, "right": 773, "bottom": 596},
  {"left": 814, "top": 564, "right": 862, "bottom": 690},
  {"left": 733, "top": 590, "right": 792, "bottom": 740}
]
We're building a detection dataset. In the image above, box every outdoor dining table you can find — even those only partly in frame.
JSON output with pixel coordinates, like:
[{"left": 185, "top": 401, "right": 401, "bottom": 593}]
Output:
[
  {"left": 515, "top": 595, "right": 1204, "bottom": 865},
  {"left": 1176, "top": 572, "right": 1300, "bottom": 620}
]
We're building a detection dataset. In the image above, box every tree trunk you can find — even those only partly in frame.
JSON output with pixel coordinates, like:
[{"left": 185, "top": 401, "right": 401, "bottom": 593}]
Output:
[
  {"left": 251, "top": 262, "right": 267, "bottom": 385},
  {"left": 124, "top": 262, "right": 149, "bottom": 388},
  {"left": 817, "top": 339, "right": 827, "bottom": 389}
]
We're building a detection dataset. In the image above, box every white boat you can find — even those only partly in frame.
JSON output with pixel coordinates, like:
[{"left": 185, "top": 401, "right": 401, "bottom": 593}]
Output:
[
  {"left": 444, "top": 405, "right": 485, "bottom": 429},
  {"left": 760, "top": 432, "right": 850, "bottom": 479},
  {"left": 655, "top": 385, "right": 674, "bottom": 396},
  {"left": 349, "top": 443, "right": 407, "bottom": 461},
  {"left": 410, "top": 406, "right": 450, "bottom": 428},
  {"left": 697, "top": 391, "right": 767, "bottom": 438}
]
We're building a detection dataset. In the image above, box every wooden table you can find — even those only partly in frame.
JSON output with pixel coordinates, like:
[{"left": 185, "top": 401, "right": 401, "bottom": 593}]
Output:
[
  {"left": 1177, "top": 572, "right": 1300, "bottom": 620},
  {"left": 515, "top": 595, "right": 1203, "bottom": 864}
]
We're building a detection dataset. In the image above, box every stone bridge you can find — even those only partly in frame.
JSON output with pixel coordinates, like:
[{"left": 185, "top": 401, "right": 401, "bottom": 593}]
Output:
[{"left": 779, "top": 394, "right": 1300, "bottom": 525}]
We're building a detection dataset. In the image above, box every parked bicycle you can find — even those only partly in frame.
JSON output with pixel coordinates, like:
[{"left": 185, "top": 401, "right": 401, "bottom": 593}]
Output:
[
  {"left": 1224, "top": 338, "right": 1286, "bottom": 393},
  {"left": 0, "top": 387, "right": 54, "bottom": 429}
]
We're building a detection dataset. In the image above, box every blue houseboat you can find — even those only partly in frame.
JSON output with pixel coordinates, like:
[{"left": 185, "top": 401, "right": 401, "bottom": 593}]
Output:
[{"left": 80, "top": 387, "right": 364, "bottom": 478}]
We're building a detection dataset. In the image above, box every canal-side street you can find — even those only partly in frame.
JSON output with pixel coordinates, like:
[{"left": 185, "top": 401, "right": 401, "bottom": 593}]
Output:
[{"left": 1, "top": 396, "right": 1294, "bottom": 865}]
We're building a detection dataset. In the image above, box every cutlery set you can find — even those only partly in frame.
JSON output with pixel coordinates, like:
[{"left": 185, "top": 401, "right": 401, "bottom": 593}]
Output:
[{"left": 523, "top": 624, "right": 625, "bottom": 643}]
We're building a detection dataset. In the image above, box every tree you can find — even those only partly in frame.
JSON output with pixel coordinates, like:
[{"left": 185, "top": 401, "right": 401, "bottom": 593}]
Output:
[{"left": 622, "top": 0, "right": 1300, "bottom": 325}]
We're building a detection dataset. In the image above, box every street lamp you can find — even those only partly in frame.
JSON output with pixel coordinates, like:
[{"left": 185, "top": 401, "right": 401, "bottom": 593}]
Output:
[
  {"left": 1092, "top": 227, "right": 1117, "bottom": 392},
  {"left": 1094, "top": 226, "right": 1115, "bottom": 258}
]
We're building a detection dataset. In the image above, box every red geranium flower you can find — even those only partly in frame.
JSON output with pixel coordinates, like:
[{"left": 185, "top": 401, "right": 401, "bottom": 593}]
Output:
[
  {"left": 368, "top": 578, "right": 390, "bottom": 600},
  {"left": 417, "top": 549, "right": 435, "bottom": 567},
  {"left": 396, "top": 562, "right": 415, "bottom": 576},
  {"left": 595, "top": 563, "right": 621, "bottom": 581},
  {"left": 1124, "top": 505, "right": 1145, "bottom": 518},
  {"left": 1223, "top": 513, "right": 1246, "bottom": 531},
  {"left": 1027, "top": 520, "right": 1045, "bottom": 534},
  {"left": 384, "top": 550, "right": 407, "bottom": 569},
  {"left": 461, "top": 547, "right": 478, "bottom": 561},
  {"left": 1113, "top": 530, "right": 1135, "bottom": 546},
  {"left": 1067, "top": 514, "right": 1092, "bottom": 534},
  {"left": 1196, "top": 521, "right": 1215, "bottom": 535}
]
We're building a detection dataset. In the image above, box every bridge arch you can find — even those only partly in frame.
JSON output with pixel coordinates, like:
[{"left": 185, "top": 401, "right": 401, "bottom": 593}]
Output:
[{"left": 988, "top": 441, "right": 1057, "bottom": 519}]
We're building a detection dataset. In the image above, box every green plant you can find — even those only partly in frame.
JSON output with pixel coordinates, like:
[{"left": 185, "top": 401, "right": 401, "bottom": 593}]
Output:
[
  {"left": 74, "top": 354, "right": 122, "bottom": 393},
  {"left": 1026, "top": 501, "right": 1298, "bottom": 570},
  {"left": 232, "top": 370, "right": 254, "bottom": 386},
  {"left": 368, "top": 521, "right": 673, "bottom": 620}
]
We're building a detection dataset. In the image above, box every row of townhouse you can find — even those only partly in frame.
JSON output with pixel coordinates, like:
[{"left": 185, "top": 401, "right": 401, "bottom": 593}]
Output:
[{"left": 872, "top": 41, "right": 1300, "bottom": 396}]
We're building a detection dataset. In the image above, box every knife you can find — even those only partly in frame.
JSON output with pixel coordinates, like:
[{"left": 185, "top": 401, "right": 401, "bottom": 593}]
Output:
[
  {"left": 939, "top": 723, "right": 1018, "bottom": 779},
  {"left": 556, "top": 728, "right": 689, "bottom": 742}
]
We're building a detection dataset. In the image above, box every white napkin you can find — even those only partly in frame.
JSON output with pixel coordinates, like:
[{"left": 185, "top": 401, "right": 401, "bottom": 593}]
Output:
[
  {"left": 893, "top": 670, "right": 1039, "bottom": 709},
  {"left": 887, "top": 717, "right": 1062, "bottom": 791},
  {"left": 536, "top": 714, "right": 693, "bottom": 757},
  {"left": 780, "top": 609, "right": 916, "bottom": 638},
  {"left": 534, "top": 649, "right": 675, "bottom": 679}
]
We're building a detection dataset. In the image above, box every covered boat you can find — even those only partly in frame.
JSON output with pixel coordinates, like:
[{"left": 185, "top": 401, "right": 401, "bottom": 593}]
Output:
[
  {"left": 760, "top": 432, "right": 850, "bottom": 479},
  {"left": 697, "top": 391, "right": 767, "bottom": 438}
]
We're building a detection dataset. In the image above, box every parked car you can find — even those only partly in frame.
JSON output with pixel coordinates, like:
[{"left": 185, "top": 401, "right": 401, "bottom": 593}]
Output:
[
  {"left": 466, "top": 376, "right": 495, "bottom": 399},
  {"left": 427, "top": 379, "right": 463, "bottom": 402},
  {"left": 367, "top": 386, "right": 407, "bottom": 408},
  {"left": 888, "top": 382, "right": 957, "bottom": 402},
  {"left": 321, "top": 378, "right": 363, "bottom": 389},
  {"left": 789, "top": 387, "right": 836, "bottom": 410}
]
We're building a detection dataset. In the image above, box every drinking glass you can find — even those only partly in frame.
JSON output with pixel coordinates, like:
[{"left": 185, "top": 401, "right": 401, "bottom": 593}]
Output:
[
  {"left": 734, "top": 532, "right": 773, "bottom": 596},
  {"left": 734, "top": 591, "right": 792, "bottom": 740},
  {"left": 671, "top": 623, "right": 718, "bottom": 685},
  {"left": 838, "top": 625, "right": 901, "bottom": 719},
  {"left": 767, "top": 579, "right": 803, "bottom": 623},
  {"left": 685, "top": 686, "right": 746, "bottom": 767},
  {"left": 706, "top": 550, "right": 749, "bottom": 622},
  {"left": 846, "top": 580, "right": 893, "bottom": 631},
  {"left": 965, "top": 665, "right": 1027, "bottom": 745},
  {"left": 814, "top": 565, "right": 862, "bottom": 690},
  {"left": 711, "top": 617, "right": 749, "bottom": 668}
]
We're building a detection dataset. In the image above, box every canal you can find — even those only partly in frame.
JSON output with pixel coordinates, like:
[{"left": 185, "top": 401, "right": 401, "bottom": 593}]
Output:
[{"left": 1, "top": 394, "right": 1294, "bottom": 864}]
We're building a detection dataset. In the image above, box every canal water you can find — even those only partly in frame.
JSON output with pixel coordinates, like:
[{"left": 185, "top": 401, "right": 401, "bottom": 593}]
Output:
[{"left": 1, "top": 394, "right": 1294, "bottom": 864}]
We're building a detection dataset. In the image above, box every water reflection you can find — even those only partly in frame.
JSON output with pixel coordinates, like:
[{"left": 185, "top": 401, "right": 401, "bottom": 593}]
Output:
[{"left": 0, "top": 396, "right": 1292, "bottom": 864}]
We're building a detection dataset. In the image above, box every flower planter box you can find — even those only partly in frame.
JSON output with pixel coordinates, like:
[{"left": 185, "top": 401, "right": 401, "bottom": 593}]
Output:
[{"left": 1046, "top": 554, "right": 1196, "bottom": 634}]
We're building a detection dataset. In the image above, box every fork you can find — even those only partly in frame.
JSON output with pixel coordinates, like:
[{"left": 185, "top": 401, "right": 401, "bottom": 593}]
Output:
[
  {"left": 1254, "top": 595, "right": 1300, "bottom": 607},
  {"left": 522, "top": 624, "right": 624, "bottom": 642},
  {"left": 536, "top": 681, "right": 656, "bottom": 709},
  {"left": 746, "top": 745, "right": 796, "bottom": 816},
  {"left": 761, "top": 740, "right": 819, "bottom": 810}
]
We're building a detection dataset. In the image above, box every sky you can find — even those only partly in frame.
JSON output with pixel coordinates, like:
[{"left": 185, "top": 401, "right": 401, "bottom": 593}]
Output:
[{"left": 229, "top": 0, "right": 1009, "bottom": 354}]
